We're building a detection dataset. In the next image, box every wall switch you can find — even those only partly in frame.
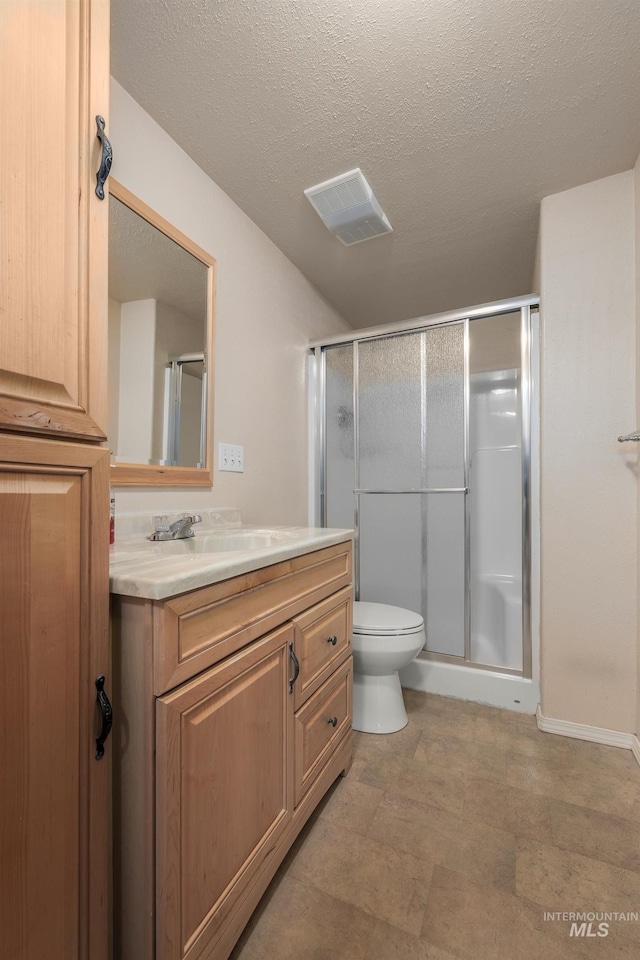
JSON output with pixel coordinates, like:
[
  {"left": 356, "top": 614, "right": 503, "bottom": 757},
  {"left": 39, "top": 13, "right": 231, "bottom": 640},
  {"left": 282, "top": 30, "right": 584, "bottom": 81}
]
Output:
[{"left": 218, "top": 442, "right": 244, "bottom": 473}]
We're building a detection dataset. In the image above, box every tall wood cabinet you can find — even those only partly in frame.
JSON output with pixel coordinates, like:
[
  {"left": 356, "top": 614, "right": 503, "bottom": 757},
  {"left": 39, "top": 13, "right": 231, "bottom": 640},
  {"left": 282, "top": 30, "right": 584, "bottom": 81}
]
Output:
[{"left": 0, "top": 3, "right": 111, "bottom": 960}]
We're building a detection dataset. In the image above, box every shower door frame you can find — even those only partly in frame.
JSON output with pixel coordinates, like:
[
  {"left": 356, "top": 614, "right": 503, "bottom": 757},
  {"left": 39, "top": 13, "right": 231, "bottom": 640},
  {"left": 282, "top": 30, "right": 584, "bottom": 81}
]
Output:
[{"left": 313, "top": 294, "right": 538, "bottom": 681}]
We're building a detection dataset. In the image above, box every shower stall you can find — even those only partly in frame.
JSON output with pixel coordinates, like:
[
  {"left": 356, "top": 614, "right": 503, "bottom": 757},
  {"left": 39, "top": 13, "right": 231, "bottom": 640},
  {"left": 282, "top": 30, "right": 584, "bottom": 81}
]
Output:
[{"left": 312, "top": 296, "right": 539, "bottom": 706}]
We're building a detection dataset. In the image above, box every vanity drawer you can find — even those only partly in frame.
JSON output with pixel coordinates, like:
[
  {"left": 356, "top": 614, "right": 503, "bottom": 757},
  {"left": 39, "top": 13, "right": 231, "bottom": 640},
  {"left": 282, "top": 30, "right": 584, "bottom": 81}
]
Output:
[
  {"left": 294, "top": 658, "right": 352, "bottom": 806},
  {"left": 292, "top": 587, "right": 352, "bottom": 709},
  {"left": 153, "top": 541, "right": 352, "bottom": 694}
]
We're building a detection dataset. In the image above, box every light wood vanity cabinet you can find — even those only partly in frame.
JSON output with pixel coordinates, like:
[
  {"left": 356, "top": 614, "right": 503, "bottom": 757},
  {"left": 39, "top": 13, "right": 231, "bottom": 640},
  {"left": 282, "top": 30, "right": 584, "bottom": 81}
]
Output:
[{"left": 112, "top": 539, "right": 353, "bottom": 960}]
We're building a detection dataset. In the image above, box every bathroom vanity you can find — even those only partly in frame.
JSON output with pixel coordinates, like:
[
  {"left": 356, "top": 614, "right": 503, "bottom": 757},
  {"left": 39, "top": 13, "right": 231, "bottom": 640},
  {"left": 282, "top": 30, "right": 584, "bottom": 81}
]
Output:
[{"left": 110, "top": 516, "right": 353, "bottom": 960}]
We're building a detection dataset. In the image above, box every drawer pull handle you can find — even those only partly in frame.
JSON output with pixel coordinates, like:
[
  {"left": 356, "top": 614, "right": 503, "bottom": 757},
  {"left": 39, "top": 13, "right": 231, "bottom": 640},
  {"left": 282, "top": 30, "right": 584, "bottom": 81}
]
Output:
[
  {"left": 326, "top": 635, "right": 338, "bottom": 646},
  {"left": 288, "top": 642, "right": 300, "bottom": 694},
  {"left": 327, "top": 716, "right": 338, "bottom": 727}
]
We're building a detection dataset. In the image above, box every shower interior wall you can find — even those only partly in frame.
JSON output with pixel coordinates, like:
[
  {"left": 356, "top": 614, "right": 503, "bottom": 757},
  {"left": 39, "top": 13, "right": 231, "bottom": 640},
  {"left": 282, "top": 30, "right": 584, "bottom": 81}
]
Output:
[{"left": 470, "top": 369, "right": 523, "bottom": 670}]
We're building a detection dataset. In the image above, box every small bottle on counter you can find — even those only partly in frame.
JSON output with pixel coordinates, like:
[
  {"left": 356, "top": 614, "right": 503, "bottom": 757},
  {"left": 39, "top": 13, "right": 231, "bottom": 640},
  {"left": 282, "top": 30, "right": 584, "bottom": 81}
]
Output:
[{"left": 110, "top": 488, "right": 115, "bottom": 545}]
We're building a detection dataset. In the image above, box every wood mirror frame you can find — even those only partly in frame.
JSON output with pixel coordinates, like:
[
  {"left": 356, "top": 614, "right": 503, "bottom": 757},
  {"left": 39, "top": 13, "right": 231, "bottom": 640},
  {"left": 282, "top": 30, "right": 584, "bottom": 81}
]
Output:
[{"left": 108, "top": 179, "right": 216, "bottom": 487}]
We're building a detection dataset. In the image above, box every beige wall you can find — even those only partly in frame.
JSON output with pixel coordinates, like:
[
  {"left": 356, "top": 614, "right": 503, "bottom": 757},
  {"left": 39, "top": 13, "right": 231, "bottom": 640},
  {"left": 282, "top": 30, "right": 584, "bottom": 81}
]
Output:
[
  {"left": 109, "top": 79, "right": 349, "bottom": 524},
  {"left": 539, "top": 171, "right": 637, "bottom": 732},
  {"left": 117, "top": 298, "right": 156, "bottom": 463},
  {"left": 468, "top": 312, "right": 520, "bottom": 375}
]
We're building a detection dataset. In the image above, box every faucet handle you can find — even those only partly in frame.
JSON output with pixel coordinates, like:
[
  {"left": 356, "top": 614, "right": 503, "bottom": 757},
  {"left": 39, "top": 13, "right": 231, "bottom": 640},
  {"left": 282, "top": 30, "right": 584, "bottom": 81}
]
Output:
[
  {"left": 173, "top": 514, "right": 203, "bottom": 538},
  {"left": 180, "top": 514, "right": 203, "bottom": 530},
  {"left": 153, "top": 514, "right": 170, "bottom": 534}
]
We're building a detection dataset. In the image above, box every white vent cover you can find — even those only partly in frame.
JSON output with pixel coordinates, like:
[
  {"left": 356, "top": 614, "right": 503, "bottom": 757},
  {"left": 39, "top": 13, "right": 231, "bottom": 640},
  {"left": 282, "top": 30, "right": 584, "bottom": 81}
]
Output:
[{"left": 304, "top": 168, "right": 392, "bottom": 246}]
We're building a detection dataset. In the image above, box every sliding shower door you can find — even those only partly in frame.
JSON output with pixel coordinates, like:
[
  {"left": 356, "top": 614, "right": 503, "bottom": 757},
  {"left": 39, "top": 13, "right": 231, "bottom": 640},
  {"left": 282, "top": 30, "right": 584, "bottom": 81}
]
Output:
[
  {"left": 324, "top": 324, "right": 467, "bottom": 658},
  {"left": 324, "top": 343, "right": 355, "bottom": 531},
  {"left": 321, "top": 304, "right": 531, "bottom": 676}
]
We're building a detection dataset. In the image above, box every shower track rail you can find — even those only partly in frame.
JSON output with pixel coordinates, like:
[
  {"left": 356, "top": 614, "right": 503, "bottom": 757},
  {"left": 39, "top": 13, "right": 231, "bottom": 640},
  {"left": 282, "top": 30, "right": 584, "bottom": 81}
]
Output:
[{"left": 309, "top": 294, "right": 539, "bottom": 348}]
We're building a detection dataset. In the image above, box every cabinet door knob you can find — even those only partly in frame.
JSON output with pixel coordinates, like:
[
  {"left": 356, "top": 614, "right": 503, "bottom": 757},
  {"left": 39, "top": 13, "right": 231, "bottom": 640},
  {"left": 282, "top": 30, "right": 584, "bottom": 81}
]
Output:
[
  {"left": 326, "top": 635, "right": 338, "bottom": 646},
  {"left": 327, "top": 716, "right": 338, "bottom": 727},
  {"left": 95, "top": 115, "right": 113, "bottom": 200},
  {"left": 288, "top": 642, "right": 300, "bottom": 694},
  {"left": 95, "top": 675, "right": 113, "bottom": 760}
]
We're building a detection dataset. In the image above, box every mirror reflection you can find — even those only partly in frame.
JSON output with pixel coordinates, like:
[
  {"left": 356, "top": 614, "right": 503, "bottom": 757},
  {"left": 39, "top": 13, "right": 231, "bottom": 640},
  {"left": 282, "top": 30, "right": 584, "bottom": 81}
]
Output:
[{"left": 108, "top": 193, "right": 209, "bottom": 469}]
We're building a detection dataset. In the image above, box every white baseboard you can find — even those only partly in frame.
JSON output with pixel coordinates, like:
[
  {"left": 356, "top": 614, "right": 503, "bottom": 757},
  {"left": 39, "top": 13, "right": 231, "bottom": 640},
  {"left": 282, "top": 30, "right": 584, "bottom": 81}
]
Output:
[
  {"left": 400, "top": 657, "right": 540, "bottom": 714},
  {"left": 536, "top": 707, "right": 640, "bottom": 769}
]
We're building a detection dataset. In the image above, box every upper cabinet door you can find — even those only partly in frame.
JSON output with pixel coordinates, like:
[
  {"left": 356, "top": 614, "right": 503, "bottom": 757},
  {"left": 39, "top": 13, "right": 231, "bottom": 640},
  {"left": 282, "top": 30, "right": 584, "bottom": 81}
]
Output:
[{"left": 0, "top": 0, "right": 109, "bottom": 442}]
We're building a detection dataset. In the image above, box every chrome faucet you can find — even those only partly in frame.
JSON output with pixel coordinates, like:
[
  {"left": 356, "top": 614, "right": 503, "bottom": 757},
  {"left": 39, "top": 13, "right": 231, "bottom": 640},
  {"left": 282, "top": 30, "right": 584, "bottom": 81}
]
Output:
[{"left": 148, "top": 514, "right": 203, "bottom": 541}]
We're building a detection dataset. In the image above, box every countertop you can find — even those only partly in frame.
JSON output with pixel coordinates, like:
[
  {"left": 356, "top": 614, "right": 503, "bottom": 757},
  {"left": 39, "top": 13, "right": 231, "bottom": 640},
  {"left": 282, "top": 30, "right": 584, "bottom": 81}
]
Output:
[{"left": 110, "top": 522, "right": 353, "bottom": 600}]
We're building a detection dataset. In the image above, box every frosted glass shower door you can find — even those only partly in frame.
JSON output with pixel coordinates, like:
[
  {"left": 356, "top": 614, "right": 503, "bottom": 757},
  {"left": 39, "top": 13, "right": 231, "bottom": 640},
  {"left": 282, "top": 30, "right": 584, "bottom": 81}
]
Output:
[
  {"left": 356, "top": 326, "right": 466, "bottom": 657},
  {"left": 324, "top": 344, "right": 354, "bottom": 531}
]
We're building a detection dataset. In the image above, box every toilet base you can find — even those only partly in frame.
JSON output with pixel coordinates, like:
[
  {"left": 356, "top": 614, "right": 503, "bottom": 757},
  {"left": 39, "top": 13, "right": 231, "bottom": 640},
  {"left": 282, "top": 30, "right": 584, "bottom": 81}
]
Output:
[{"left": 352, "top": 671, "right": 408, "bottom": 734}]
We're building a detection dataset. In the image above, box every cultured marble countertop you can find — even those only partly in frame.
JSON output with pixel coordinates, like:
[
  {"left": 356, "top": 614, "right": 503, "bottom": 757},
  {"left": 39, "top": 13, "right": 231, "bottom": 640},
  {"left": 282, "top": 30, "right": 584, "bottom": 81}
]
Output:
[{"left": 110, "top": 515, "right": 353, "bottom": 600}]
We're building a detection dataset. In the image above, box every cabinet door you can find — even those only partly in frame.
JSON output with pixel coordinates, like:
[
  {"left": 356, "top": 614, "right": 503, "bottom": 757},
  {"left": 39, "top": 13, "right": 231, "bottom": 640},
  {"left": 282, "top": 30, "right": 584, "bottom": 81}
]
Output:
[
  {"left": 156, "top": 624, "right": 295, "bottom": 960},
  {"left": 0, "top": 0, "right": 109, "bottom": 441},
  {"left": 0, "top": 435, "right": 110, "bottom": 960}
]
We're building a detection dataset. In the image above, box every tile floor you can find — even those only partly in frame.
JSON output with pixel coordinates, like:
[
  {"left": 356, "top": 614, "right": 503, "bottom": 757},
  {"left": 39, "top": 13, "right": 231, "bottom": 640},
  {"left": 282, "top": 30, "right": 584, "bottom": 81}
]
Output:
[{"left": 231, "top": 690, "right": 640, "bottom": 959}]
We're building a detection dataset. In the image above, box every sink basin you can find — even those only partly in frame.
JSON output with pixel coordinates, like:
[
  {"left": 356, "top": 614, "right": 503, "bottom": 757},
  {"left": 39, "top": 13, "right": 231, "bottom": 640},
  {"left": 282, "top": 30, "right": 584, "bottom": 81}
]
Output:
[{"left": 151, "top": 529, "right": 298, "bottom": 556}]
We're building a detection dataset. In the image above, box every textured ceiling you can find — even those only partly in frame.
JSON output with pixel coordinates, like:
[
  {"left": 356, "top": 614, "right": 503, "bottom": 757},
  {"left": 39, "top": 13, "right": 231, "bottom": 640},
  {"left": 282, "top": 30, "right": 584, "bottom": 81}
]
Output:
[{"left": 111, "top": 0, "right": 640, "bottom": 328}]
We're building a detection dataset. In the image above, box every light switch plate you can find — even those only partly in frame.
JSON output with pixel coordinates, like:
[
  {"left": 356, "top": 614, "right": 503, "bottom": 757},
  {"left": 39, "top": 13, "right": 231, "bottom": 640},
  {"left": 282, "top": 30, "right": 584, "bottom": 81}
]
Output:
[{"left": 218, "top": 442, "right": 244, "bottom": 473}]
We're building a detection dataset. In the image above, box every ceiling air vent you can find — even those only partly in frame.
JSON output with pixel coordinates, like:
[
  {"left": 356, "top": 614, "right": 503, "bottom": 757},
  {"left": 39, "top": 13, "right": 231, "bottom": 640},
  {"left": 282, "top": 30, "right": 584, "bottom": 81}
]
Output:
[{"left": 304, "top": 168, "right": 392, "bottom": 246}]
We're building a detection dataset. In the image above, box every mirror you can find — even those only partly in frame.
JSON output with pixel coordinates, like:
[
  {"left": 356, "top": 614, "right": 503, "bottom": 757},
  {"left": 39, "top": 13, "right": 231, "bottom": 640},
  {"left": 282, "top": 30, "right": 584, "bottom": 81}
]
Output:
[{"left": 108, "top": 179, "right": 215, "bottom": 486}]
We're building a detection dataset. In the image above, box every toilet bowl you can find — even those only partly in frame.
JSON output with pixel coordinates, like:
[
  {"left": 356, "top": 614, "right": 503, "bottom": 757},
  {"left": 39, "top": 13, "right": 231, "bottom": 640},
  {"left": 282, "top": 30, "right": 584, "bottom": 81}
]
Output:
[{"left": 351, "top": 601, "right": 426, "bottom": 734}]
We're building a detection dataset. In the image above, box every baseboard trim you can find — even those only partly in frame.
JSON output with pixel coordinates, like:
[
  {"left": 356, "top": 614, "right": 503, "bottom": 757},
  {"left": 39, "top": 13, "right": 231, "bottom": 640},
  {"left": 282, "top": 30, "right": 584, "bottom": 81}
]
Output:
[{"left": 537, "top": 707, "right": 640, "bottom": 768}]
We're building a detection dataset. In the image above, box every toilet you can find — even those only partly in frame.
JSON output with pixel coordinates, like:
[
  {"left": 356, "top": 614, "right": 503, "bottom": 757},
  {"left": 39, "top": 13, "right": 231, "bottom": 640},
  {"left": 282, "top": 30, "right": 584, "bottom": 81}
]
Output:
[{"left": 351, "top": 601, "right": 426, "bottom": 734}]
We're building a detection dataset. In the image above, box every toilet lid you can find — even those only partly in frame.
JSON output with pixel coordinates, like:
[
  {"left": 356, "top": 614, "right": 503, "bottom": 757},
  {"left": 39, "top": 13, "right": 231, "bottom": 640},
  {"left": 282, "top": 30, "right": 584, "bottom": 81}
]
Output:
[{"left": 353, "top": 601, "right": 424, "bottom": 636}]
